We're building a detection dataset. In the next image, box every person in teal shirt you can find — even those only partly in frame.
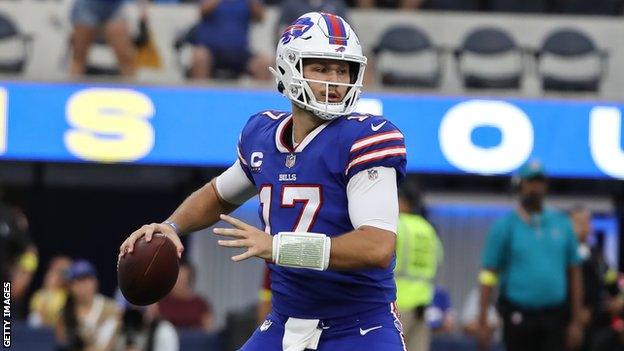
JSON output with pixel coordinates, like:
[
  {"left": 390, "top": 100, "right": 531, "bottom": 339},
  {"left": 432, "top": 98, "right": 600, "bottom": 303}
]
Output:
[{"left": 476, "top": 160, "right": 584, "bottom": 351}]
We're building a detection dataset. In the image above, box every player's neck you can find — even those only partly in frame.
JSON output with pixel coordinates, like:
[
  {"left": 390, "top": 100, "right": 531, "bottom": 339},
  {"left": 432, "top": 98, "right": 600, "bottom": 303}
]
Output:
[{"left": 292, "top": 106, "right": 324, "bottom": 144}]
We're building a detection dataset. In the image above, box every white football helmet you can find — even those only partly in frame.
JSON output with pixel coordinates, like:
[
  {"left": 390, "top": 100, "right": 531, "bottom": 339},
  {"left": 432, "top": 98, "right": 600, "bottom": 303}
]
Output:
[{"left": 269, "top": 12, "right": 367, "bottom": 120}]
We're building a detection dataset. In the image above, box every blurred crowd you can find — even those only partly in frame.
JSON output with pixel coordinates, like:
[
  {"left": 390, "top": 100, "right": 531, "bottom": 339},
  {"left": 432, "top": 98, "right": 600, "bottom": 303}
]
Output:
[
  {"left": 6, "top": 0, "right": 614, "bottom": 83},
  {"left": 0, "top": 0, "right": 616, "bottom": 94},
  {"left": 1, "top": 197, "right": 214, "bottom": 351}
]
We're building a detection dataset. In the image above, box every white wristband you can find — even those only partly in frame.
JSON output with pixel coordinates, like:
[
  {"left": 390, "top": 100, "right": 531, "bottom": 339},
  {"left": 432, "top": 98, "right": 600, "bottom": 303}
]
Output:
[{"left": 272, "top": 232, "right": 331, "bottom": 271}]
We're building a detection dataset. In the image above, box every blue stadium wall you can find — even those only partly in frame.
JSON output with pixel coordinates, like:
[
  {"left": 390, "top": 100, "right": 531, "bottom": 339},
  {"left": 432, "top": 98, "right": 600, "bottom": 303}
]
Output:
[{"left": 1, "top": 81, "right": 624, "bottom": 180}]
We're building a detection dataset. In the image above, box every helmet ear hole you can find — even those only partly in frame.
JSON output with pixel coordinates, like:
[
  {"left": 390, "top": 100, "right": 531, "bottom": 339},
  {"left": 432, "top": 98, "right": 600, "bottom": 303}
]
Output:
[{"left": 277, "top": 81, "right": 285, "bottom": 93}]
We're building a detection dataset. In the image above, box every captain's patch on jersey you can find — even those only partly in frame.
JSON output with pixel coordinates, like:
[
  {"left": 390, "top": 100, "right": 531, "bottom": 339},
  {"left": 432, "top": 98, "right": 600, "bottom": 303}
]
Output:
[{"left": 251, "top": 151, "right": 263, "bottom": 172}]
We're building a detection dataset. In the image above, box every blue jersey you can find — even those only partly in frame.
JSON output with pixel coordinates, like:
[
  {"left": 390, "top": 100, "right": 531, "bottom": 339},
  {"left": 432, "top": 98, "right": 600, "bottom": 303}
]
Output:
[{"left": 237, "top": 110, "right": 407, "bottom": 319}]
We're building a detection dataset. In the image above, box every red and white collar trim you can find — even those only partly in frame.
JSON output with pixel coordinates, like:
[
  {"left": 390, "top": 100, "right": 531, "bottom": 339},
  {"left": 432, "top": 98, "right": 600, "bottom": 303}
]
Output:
[{"left": 275, "top": 115, "right": 332, "bottom": 153}]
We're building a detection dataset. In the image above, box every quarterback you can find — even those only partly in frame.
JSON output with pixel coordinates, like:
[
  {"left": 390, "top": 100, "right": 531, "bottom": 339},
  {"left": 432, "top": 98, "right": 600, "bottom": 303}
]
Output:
[{"left": 120, "top": 12, "right": 407, "bottom": 350}]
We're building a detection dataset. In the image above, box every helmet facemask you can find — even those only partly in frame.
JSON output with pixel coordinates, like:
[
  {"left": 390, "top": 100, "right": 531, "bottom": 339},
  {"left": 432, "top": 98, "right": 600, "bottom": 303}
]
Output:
[{"left": 271, "top": 52, "right": 366, "bottom": 120}]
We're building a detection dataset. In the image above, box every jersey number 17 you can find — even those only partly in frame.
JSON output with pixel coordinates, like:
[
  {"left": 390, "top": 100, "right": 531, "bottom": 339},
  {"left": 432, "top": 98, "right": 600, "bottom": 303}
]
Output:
[{"left": 259, "top": 185, "right": 322, "bottom": 233}]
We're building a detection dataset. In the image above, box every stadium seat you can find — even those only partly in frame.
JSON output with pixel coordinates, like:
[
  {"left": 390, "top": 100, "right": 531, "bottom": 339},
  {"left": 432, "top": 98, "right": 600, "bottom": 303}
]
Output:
[
  {"left": 374, "top": 25, "right": 442, "bottom": 88},
  {"left": 536, "top": 28, "right": 607, "bottom": 92},
  {"left": 173, "top": 23, "right": 198, "bottom": 79},
  {"left": 455, "top": 27, "right": 523, "bottom": 89},
  {"left": 82, "top": 34, "right": 121, "bottom": 76},
  {"left": 0, "top": 11, "right": 32, "bottom": 74}
]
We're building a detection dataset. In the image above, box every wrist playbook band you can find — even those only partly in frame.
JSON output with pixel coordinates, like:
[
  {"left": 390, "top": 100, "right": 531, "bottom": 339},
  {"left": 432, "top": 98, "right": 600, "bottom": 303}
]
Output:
[{"left": 272, "top": 232, "right": 331, "bottom": 271}]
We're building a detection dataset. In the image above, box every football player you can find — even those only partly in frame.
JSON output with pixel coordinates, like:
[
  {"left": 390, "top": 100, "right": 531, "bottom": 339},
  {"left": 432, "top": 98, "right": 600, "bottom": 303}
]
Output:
[{"left": 120, "top": 12, "right": 407, "bottom": 350}]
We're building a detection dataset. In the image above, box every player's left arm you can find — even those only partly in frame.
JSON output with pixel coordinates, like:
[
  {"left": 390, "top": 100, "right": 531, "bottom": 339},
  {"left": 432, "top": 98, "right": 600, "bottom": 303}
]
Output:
[
  {"left": 327, "top": 166, "right": 399, "bottom": 270},
  {"left": 327, "top": 116, "right": 406, "bottom": 269},
  {"left": 328, "top": 226, "right": 395, "bottom": 270}
]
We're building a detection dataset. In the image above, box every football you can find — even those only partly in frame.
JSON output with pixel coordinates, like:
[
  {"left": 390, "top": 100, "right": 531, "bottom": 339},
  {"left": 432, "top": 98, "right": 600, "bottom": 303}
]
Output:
[{"left": 118, "top": 234, "right": 179, "bottom": 306}]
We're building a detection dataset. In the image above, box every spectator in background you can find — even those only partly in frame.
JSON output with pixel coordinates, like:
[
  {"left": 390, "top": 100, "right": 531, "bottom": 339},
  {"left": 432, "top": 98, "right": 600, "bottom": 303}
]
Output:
[
  {"left": 477, "top": 160, "right": 584, "bottom": 351},
  {"left": 114, "top": 291, "right": 179, "bottom": 351},
  {"left": 0, "top": 198, "right": 38, "bottom": 320},
  {"left": 29, "top": 256, "right": 72, "bottom": 328},
  {"left": 592, "top": 273, "right": 624, "bottom": 351},
  {"left": 570, "top": 205, "right": 622, "bottom": 351},
  {"left": 158, "top": 262, "right": 213, "bottom": 330},
  {"left": 69, "top": 0, "right": 137, "bottom": 76},
  {"left": 56, "top": 260, "right": 120, "bottom": 351},
  {"left": 395, "top": 183, "right": 443, "bottom": 351},
  {"left": 190, "top": 0, "right": 272, "bottom": 81}
]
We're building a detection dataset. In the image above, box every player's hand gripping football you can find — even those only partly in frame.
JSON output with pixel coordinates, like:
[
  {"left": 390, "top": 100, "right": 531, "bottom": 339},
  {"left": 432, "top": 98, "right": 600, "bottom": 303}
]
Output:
[
  {"left": 118, "top": 222, "right": 184, "bottom": 261},
  {"left": 213, "top": 214, "right": 272, "bottom": 261}
]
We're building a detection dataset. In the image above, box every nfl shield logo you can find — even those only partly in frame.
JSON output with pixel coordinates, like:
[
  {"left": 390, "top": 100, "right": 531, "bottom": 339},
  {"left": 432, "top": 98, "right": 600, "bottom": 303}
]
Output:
[
  {"left": 285, "top": 154, "right": 296, "bottom": 168},
  {"left": 367, "top": 169, "right": 378, "bottom": 180}
]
